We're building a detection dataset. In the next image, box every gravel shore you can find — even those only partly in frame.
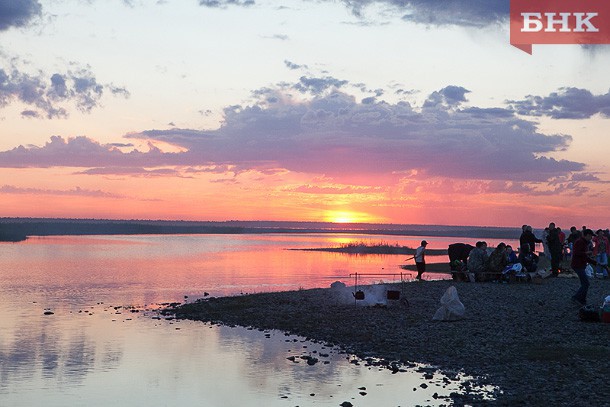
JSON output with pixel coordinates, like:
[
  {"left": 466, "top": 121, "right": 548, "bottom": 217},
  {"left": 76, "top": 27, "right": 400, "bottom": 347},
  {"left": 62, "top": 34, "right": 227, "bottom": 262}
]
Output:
[{"left": 169, "top": 275, "right": 609, "bottom": 406}]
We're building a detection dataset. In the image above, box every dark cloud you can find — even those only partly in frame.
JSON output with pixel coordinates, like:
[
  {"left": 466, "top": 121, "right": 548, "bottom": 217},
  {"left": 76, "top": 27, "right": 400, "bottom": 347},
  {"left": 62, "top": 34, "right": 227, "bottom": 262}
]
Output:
[
  {"left": 108, "top": 143, "right": 135, "bottom": 148},
  {"left": 75, "top": 167, "right": 186, "bottom": 178},
  {"left": 423, "top": 85, "right": 470, "bottom": 108},
  {"left": 394, "top": 88, "right": 418, "bottom": 96},
  {"left": 0, "top": 184, "right": 125, "bottom": 198},
  {"left": 0, "top": 68, "right": 67, "bottom": 118},
  {"left": 294, "top": 76, "right": 349, "bottom": 95},
  {"left": 0, "top": 66, "right": 130, "bottom": 119},
  {"left": 0, "top": 86, "right": 592, "bottom": 188},
  {"left": 108, "top": 85, "right": 130, "bottom": 97},
  {"left": 284, "top": 60, "right": 307, "bottom": 70},
  {"left": 130, "top": 86, "right": 584, "bottom": 183},
  {"left": 352, "top": 82, "right": 384, "bottom": 96},
  {"left": 0, "top": 136, "right": 177, "bottom": 168},
  {"left": 341, "top": 0, "right": 507, "bottom": 27},
  {"left": 570, "top": 172, "right": 605, "bottom": 182},
  {"left": 460, "top": 107, "right": 514, "bottom": 119},
  {"left": 507, "top": 87, "right": 610, "bottom": 119},
  {"left": 0, "top": 0, "right": 42, "bottom": 31},
  {"left": 20, "top": 109, "right": 40, "bottom": 118}
]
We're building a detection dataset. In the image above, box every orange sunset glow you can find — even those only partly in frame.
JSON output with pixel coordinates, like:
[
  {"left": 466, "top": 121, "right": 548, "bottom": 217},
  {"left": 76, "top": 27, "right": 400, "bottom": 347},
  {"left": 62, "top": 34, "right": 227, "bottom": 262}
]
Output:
[{"left": 1, "top": 1, "right": 610, "bottom": 229}]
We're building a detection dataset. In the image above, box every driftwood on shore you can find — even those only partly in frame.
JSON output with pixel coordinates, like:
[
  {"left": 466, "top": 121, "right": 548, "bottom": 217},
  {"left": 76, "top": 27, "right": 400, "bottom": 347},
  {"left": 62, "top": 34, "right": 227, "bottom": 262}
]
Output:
[{"left": 168, "top": 277, "right": 610, "bottom": 406}]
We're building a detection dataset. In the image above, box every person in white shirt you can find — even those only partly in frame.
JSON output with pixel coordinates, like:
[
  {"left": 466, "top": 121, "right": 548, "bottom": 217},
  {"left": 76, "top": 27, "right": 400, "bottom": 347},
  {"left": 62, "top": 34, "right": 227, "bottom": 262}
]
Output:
[{"left": 415, "top": 240, "right": 428, "bottom": 280}]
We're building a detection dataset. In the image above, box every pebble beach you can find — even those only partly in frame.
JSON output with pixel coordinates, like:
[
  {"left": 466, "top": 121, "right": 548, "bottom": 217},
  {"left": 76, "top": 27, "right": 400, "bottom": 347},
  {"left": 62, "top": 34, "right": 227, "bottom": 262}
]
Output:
[{"left": 169, "top": 275, "right": 609, "bottom": 406}]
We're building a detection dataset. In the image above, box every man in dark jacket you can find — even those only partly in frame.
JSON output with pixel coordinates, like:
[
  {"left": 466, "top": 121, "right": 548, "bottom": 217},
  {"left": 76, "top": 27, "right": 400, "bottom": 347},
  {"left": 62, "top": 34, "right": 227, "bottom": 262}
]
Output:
[
  {"left": 519, "top": 225, "right": 543, "bottom": 254},
  {"left": 571, "top": 229, "right": 595, "bottom": 306},
  {"left": 547, "top": 222, "right": 563, "bottom": 276},
  {"left": 448, "top": 243, "right": 474, "bottom": 269}
]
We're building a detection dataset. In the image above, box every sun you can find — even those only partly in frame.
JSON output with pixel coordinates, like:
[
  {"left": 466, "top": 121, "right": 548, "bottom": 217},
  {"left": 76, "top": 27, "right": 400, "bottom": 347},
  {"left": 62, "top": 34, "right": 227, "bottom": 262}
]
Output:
[
  {"left": 333, "top": 215, "right": 354, "bottom": 223},
  {"left": 324, "top": 210, "right": 372, "bottom": 224}
]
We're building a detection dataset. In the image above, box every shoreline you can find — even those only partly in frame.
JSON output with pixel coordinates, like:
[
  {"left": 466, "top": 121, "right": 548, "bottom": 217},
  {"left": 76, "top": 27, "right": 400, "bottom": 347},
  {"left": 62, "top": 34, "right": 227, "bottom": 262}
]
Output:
[
  {"left": 168, "top": 277, "right": 609, "bottom": 406},
  {"left": 400, "top": 262, "right": 451, "bottom": 273}
]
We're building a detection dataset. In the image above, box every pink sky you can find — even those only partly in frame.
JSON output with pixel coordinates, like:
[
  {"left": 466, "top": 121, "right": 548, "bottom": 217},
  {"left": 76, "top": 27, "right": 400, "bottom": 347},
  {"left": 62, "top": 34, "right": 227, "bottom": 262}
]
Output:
[{"left": 2, "top": 1, "right": 610, "bottom": 228}]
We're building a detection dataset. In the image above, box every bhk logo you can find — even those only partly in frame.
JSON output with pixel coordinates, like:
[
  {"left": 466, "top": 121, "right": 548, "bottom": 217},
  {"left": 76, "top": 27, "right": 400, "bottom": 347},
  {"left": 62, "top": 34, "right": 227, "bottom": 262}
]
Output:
[{"left": 510, "top": 0, "right": 610, "bottom": 54}]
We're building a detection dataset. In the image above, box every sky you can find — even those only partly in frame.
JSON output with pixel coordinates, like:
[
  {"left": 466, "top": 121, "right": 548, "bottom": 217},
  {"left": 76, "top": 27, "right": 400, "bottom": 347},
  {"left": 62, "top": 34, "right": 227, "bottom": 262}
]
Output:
[{"left": 1, "top": 0, "right": 610, "bottom": 228}]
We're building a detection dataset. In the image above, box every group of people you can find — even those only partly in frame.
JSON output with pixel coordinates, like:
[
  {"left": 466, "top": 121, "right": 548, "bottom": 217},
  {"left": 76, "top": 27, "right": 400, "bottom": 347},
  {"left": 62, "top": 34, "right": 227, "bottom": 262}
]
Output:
[
  {"left": 420, "top": 222, "right": 609, "bottom": 305},
  {"left": 460, "top": 241, "right": 534, "bottom": 282},
  {"left": 526, "top": 224, "right": 610, "bottom": 279},
  {"left": 446, "top": 223, "right": 609, "bottom": 305},
  {"left": 448, "top": 240, "right": 536, "bottom": 282}
]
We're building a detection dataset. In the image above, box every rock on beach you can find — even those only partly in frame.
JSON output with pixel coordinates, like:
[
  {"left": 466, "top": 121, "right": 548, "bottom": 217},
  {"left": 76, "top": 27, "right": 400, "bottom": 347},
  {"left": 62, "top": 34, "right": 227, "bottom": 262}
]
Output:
[{"left": 168, "top": 277, "right": 610, "bottom": 406}]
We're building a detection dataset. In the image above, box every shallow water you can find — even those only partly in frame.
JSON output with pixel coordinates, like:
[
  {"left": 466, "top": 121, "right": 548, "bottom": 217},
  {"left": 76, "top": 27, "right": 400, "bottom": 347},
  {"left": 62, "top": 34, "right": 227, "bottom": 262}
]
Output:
[{"left": 0, "top": 234, "right": 501, "bottom": 406}]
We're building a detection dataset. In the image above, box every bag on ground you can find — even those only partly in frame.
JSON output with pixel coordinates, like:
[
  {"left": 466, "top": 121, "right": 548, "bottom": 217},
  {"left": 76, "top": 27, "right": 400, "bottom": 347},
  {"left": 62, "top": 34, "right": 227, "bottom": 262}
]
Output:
[
  {"left": 432, "top": 286, "right": 465, "bottom": 321},
  {"left": 579, "top": 305, "right": 601, "bottom": 322}
]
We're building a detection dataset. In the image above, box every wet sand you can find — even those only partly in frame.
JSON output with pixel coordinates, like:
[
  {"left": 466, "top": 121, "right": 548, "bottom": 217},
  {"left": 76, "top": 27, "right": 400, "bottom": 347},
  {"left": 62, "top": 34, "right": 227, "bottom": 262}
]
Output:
[{"left": 169, "top": 275, "right": 610, "bottom": 406}]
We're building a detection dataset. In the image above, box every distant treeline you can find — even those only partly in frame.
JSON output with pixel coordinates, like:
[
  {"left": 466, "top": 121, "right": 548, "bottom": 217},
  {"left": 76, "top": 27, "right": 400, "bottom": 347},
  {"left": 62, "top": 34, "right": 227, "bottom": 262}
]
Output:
[
  {"left": 0, "top": 218, "right": 521, "bottom": 240},
  {"left": 0, "top": 220, "right": 243, "bottom": 238}
]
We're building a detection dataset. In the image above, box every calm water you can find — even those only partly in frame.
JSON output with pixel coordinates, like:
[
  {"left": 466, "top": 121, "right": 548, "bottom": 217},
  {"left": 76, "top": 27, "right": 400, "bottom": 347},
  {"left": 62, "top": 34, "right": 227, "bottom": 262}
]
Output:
[{"left": 0, "top": 234, "right": 502, "bottom": 406}]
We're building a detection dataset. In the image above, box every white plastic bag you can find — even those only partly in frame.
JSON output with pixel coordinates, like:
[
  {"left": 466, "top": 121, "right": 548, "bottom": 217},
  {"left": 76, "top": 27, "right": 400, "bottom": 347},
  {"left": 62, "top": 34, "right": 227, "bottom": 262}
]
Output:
[
  {"left": 585, "top": 264, "right": 594, "bottom": 278},
  {"left": 432, "top": 286, "right": 465, "bottom": 321}
]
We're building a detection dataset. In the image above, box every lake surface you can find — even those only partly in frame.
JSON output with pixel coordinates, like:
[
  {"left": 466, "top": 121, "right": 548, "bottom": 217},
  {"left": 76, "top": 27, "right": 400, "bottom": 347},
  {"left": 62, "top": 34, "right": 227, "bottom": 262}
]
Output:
[{"left": 0, "top": 234, "right": 504, "bottom": 406}]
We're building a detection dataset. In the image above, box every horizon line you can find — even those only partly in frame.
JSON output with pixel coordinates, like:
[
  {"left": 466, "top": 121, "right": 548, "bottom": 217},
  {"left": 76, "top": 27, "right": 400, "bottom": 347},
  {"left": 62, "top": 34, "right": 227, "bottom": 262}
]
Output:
[{"left": 0, "top": 216, "right": 526, "bottom": 230}]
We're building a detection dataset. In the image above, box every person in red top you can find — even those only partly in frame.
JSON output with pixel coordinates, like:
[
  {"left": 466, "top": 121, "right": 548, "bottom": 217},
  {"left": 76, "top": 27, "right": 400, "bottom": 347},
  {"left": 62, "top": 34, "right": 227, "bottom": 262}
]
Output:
[
  {"left": 571, "top": 229, "right": 595, "bottom": 306},
  {"left": 558, "top": 227, "right": 566, "bottom": 245}
]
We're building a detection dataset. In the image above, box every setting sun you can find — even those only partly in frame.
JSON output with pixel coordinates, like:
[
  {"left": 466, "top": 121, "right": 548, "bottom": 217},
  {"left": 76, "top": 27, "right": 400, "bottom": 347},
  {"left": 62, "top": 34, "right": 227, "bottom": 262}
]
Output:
[{"left": 324, "top": 210, "right": 374, "bottom": 224}]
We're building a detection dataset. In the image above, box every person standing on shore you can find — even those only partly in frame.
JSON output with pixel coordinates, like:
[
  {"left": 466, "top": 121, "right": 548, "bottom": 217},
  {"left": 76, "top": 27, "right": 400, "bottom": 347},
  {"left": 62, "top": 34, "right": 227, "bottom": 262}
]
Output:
[
  {"left": 415, "top": 240, "right": 427, "bottom": 280},
  {"left": 571, "top": 229, "right": 595, "bottom": 306},
  {"left": 542, "top": 227, "right": 550, "bottom": 258},
  {"left": 593, "top": 229, "right": 609, "bottom": 278},
  {"left": 547, "top": 223, "right": 563, "bottom": 276},
  {"left": 520, "top": 225, "right": 543, "bottom": 254},
  {"left": 557, "top": 227, "right": 566, "bottom": 260},
  {"left": 566, "top": 226, "right": 581, "bottom": 259}
]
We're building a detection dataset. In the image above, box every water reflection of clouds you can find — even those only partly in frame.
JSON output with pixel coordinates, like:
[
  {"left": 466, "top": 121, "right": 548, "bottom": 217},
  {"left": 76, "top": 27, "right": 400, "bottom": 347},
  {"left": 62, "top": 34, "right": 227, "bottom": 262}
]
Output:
[
  {"left": 211, "top": 323, "right": 480, "bottom": 405},
  {"left": 0, "top": 235, "right": 499, "bottom": 405},
  {"left": 215, "top": 324, "right": 352, "bottom": 399},
  {"left": 0, "top": 303, "right": 488, "bottom": 406},
  {"left": 0, "top": 308, "right": 123, "bottom": 393}
]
